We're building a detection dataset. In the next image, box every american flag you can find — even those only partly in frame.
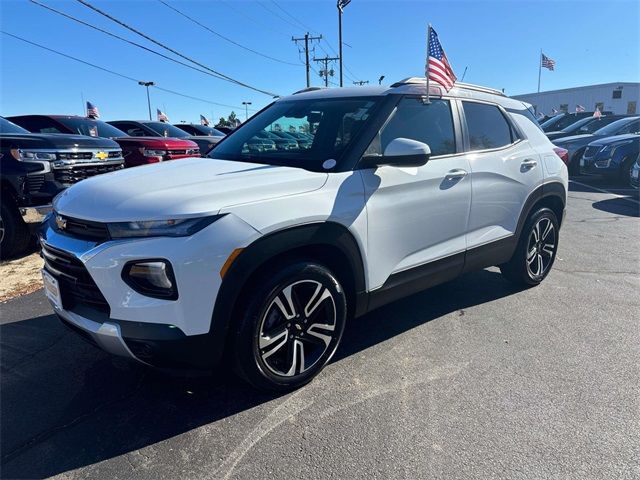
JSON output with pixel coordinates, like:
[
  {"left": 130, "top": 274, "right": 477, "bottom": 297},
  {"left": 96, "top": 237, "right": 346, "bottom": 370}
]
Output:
[
  {"left": 86, "top": 101, "right": 99, "bottom": 119},
  {"left": 426, "top": 27, "right": 456, "bottom": 92},
  {"left": 157, "top": 108, "right": 169, "bottom": 122},
  {"left": 593, "top": 108, "right": 602, "bottom": 118},
  {"left": 576, "top": 105, "right": 585, "bottom": 113},
  {"left": 541, "top": 53, "right": 555, "bottom": 71},
  {"left": 200, "top": 114, "right": 209, "bottom": 126}
]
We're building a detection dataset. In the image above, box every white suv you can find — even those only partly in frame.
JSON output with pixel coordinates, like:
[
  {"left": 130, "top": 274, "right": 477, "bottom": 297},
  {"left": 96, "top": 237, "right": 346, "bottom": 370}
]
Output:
[{"left": 40, "top": 78, "right": 568, "bottom": 390}]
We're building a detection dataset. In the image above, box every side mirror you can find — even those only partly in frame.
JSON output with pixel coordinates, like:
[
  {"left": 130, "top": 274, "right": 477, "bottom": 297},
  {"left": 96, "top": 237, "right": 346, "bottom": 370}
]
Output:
[{"left": 361, "top": 138, "right": 431, "bottom": 168}]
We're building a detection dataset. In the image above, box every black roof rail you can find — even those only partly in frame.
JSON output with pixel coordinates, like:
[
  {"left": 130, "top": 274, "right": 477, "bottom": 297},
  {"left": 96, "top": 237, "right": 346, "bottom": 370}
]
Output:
[
  {"left": 292, "top": 87, "right": 326, "bottom": 95},
  {"left": 391, "top": 77, "right": 505, "bottom": 97}
]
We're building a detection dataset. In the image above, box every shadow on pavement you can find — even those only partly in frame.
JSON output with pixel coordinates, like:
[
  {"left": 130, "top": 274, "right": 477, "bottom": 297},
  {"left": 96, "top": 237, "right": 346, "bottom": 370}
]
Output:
[
  {"left": 0, "top": 269, "right": 520, "bottom": 479},
  {"left": 591, "top": 197, "right": 639, "bottom": 217}
]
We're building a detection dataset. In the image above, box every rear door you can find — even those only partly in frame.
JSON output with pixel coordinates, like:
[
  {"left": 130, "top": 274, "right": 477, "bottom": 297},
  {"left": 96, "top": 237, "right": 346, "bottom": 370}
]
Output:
[{"left": 460, "top": 100, "right": 544, "bottom": 249}]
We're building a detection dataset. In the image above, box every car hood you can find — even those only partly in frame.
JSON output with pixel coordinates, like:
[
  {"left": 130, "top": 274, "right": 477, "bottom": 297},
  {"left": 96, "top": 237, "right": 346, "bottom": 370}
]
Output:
[
  {"left": 553, "top": 134, "right": 594, "bottom": 145},
  {"left": 0, "top": 133, "right": 119, "bottom": 149},
  {"left": 113, "top": 136, "right": 199, "bottom": 149},
  {"left": 53, "top": 157, "right": 328, "bottom": 222},
  {"left": 587, "top": 134, "right": 639, "bottom": 147}
]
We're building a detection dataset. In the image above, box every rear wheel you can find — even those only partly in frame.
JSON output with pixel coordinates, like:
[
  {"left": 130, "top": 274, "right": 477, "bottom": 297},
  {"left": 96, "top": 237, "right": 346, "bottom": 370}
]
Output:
[
  {"left": 568, "top": 148, "right": 585, "bottom": 175},
  {"left": 232, "top": 261, "right": 347, "bottom": 391},
  {"left": 0, "top": 199, "right": 30, "bottom": 260},
  {"left": 618, "top": 155, "right": 635, "bottom": 183},
  {"left": 500, "top": 207, "right": 559, "bottom": 286}
]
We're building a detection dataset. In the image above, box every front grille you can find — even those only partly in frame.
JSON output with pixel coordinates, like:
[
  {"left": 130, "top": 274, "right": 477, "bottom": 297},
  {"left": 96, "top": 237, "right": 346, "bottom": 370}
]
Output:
[
  {"left": 57, "top": 152, "right": 94, "bottom": 160},
  {"left": 26, "top": 174, "right": 45, "bottom": 194},
  {"left": 108, "top": 151, "right": 121, "bottom": 158},
  {"left": 53, "top": 163, "right": 124, "bottom": 186},
  {"left": 584, "top": 146, "right": 601, "bottom": 158},
  {"left": 169, "top": 149, "right": 188, "bottom": 155},
  {"left": 59, "top": 216, "right": 110, "bottom": 242},
  {"left": 41, "top": 243, "right": 110, "bottom": 314}
]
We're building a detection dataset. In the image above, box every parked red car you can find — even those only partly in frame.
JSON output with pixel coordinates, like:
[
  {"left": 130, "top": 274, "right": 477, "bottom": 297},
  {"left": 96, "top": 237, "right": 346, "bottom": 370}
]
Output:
[{"left": 7, "top": 115, "right": 200, "bottom": 168}]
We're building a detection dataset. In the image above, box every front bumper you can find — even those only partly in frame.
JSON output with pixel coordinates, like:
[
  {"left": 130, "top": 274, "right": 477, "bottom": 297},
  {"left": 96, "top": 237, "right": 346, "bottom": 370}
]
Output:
[
  {"left": 20, "top": 204, "right": 52, "bottom": 224},
  {"left": 40, "top": 213, "right": 261, "bottom": 368},
  {"left": 579, "top": 153, "right": 617, "bottom": 176}
]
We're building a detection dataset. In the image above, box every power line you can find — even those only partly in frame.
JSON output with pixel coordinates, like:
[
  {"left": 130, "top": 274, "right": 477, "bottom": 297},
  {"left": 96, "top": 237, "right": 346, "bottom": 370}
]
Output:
[
  {"left": 156, "top": 0, "right": 300, "bottom": 67},
  {"left": 270, "top": 0, "right": 313, "bottom": 32},
  {"left": 28, "top": 0, "right": 249, "bottom": 85},
  {"left": 256, "top": 1, "right": 303, "bottom": 31},
  {"left": 218, "top": 0, "right": 290, "bottom": 39},
  {"left": 75, "top": 0, "right": 278, "bottom": 97},
  {"left": 1, "top": 31, "right": 255, "bottom": 111}
]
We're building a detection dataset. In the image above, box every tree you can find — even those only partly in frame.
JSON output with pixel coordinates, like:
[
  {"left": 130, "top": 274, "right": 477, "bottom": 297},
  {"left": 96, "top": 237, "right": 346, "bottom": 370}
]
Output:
[
  {"left": 216, "top": 117, "right": 229, "bottom": 128},
  {"left": 228, "top": 111, "right": 239, "bottom": 127}
]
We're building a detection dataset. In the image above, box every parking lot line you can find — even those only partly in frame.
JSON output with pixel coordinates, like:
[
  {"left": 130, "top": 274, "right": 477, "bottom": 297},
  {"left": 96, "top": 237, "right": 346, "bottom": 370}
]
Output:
[{"left": 569, "top": 179, "right": 640, "bottom": 205}]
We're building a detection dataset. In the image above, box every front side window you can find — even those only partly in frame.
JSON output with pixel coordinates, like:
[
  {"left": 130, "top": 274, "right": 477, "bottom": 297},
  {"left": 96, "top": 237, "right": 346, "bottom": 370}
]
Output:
[
  {"left": 209, "top": 97, "right": 381, "bottom": 171},
  {"left": 463, "top": 101, "right": 514, "bottom": 150},
  {"left": 366, "top": 98, "right": 456, "bottom": 157}
]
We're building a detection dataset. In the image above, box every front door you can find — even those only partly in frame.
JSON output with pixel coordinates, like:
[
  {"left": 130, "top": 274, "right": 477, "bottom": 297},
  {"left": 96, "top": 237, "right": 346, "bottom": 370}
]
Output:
[{"left": 360, "top": 96, "right": 472, "bottom": 290}]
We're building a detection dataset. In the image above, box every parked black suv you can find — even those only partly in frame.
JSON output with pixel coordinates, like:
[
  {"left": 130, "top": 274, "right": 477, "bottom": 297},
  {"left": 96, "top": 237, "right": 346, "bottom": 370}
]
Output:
[{"left": 0, "top": 116, "right": 124, "bottom": 258}]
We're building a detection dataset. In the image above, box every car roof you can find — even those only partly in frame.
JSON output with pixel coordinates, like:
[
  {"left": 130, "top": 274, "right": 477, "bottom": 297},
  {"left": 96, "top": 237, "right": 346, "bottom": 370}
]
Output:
[{"left": 279, "top": 78, "right": 527, "bottom": 110}]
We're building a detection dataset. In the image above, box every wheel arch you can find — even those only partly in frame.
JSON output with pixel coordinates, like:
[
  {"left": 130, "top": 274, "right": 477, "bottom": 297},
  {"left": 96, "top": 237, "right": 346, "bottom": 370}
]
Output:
[
  {"left": 206, "top": 221, "right": 367, "bottom": 367},
  {"left": 516, "top": 182, "right": 566, "bottom": 241}
]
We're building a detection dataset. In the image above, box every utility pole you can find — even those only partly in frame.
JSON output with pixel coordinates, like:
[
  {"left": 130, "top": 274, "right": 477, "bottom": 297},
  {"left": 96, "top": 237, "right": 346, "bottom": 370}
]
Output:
[
  {"left": 138, "top": 81, "right": 155, "bottom": 120},
  {"left": 353, "top": 80, "right": 369, "bottom": 86},
  {"left": 292, "top": 33, "right": 322, "bottom": 88},
  {"left": 337, "top": 0, "right": 351, "bottom": 87},
  {"left": 242, "top": 101, "right": 252, "bottom": 121},
  {"left": 313, "top": 55, "right": 339, "bottom": 87}
]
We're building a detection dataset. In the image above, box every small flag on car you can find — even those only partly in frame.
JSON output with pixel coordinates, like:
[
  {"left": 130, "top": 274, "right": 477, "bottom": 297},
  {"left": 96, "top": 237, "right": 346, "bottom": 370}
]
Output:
[
  {"left": 576, "top": 105, "right": 585, "bottom": 113},
  {"left": 426, "top": 26, "right": 457, "bottom": 92},
  {"left": 593, "top": 108, "right": 602, "bottom": 118},
  {"left": 86, "top": 101, "right": 99, "bottom": 119},
  {"left": 157, "top": 108, "right": 169, "bottom": 122},
  {"left": 541, "top": 53, "right": 555, "bottom": 71},
  {"left": 200, "top": 114, "right": 209, "bottom": 126}
]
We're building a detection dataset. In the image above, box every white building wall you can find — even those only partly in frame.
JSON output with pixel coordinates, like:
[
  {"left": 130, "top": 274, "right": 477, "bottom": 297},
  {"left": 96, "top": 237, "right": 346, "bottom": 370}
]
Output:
[{"left": 513, "top": 83, "right": 639, "bottom": 116}]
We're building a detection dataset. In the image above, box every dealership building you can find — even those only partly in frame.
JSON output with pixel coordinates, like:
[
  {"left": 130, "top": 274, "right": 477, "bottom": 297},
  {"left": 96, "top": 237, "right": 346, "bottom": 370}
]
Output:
[{"left": 513, "top": 82, "right": 639, "bottom": 116}]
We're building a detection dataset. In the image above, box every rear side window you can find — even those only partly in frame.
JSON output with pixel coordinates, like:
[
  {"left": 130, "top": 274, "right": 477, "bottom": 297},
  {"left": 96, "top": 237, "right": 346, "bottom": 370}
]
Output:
[
  {"left": 370, "top": 98, "right": 456, "bottom": 157},
  {"left": 463, "top": 102, "right": 516, "bottom": 150}
]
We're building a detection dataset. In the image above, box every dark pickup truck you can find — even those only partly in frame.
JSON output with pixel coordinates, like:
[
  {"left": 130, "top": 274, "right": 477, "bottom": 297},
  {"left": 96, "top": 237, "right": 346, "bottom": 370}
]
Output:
[{"left": 0, "top": 116, "right": 124, "bottom": 258}]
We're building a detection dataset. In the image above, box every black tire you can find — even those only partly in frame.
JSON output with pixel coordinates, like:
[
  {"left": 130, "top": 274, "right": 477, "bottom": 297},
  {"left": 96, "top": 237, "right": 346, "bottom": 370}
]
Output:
[
  {"left": 231, "top": 261, "right": 347, "bottom": 391},
  {"left": 568, "top": 148, "right": 585, "bottom": 175},
  {"left": 618, "top": 155, "right": 635, "bottom": 183},
  {"left": 0, "top": 199, "right": 31, "bottom": 260},
  {"left": 500, "top": 207, "right": 559, "bottom": 287}
]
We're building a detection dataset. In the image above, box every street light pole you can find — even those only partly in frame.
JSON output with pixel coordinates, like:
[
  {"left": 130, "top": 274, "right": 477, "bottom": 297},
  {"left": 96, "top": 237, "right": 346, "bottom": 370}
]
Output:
[
  {"left": 378, "top": 75, "right": 385, "bottom": 85},
  {"left": 337, "top": 0, "right": 350, "bottom": 87},
  {"left": 242, "top": 101, "right": 252, "bottom": 121},
  {"left": 138, "top": 81, "right": 155, "bottom": 120}
]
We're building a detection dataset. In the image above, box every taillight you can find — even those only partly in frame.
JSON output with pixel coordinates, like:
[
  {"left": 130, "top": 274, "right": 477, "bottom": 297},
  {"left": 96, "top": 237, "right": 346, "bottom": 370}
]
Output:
[{"left": 553, "top": 146, "right": 569, "bottom": 166}]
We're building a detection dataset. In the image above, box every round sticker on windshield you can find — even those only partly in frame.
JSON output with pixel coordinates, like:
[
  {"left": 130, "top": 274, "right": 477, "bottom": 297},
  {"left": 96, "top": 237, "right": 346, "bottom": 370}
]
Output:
[{"left": 323, "top": 159, "right": 337, "bottom": 170}]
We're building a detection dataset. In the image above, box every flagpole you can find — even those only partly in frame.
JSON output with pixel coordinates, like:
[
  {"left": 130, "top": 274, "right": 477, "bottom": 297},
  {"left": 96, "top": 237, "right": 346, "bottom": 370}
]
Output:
[
  {"left": 537, "top": 49, "right": 542, "bottom": 93},
  {"left": 425, "top": 24, "right": 431, "bottom": 103}
]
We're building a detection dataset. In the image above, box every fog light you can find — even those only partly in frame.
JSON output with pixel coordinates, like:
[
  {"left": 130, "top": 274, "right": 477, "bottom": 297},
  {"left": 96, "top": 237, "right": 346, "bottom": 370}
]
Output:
[{"left": 122, "top": 260, "right": 178, "bottom": 300}]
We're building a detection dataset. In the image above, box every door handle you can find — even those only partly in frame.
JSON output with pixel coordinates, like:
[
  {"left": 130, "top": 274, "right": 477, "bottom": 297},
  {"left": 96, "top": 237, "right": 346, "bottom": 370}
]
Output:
[
  {"left": 445, "top": 169, "right": 468, "bottom": 180},
  {"left": 521, "top": 159, "right": 538, "bottom": 170}
]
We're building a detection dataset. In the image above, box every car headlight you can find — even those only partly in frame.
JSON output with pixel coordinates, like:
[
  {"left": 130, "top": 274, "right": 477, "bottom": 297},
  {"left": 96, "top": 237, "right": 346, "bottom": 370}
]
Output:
[
  {"left": 601, "top": 140, "right": 633, "bottom": 156},
  {"left": 11, "top": 149, "right": 57, "bottom": 161},
  {"left": 141, "top": 148, "right": 168, "bottom": 157},
  {"left": 107, "top": 214, "right": 224, "bottom": 238}
]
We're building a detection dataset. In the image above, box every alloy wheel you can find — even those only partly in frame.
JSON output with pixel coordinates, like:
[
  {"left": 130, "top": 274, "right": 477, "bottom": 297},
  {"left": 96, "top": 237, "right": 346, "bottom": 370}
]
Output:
[
  {"left": 526, "top": 217, "right": 556, "bottom": 278},
  {"left": 258, "top": 280, "right": 337, "bottom": 377}
]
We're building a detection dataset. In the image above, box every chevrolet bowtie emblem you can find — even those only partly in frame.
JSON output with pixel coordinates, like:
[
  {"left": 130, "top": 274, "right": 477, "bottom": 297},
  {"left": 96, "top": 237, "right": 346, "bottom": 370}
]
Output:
[
  {"left": 55, "top": 215, "right": 67, "bottom": 230},
  {"left": 95, "top": 151, "right": 108, "bottom": 160}
]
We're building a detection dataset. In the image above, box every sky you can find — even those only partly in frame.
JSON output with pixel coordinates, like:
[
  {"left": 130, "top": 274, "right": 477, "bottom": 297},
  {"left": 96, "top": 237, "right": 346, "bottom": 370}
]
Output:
[{"left": 1, "top": 0, "right": 638, "bottom": 124}]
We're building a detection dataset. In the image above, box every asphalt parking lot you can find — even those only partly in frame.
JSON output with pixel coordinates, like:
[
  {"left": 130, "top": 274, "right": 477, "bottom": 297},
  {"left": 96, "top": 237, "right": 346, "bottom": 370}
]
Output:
[{"left": 1, "top": 177, "right": 638, "bottom": 480}]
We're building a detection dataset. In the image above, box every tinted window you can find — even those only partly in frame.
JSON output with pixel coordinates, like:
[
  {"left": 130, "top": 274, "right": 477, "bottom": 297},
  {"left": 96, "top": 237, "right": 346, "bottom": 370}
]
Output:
[
  {"left": 110, "top": 122, "right": 149, "bottom": 137},
  {"left": 370, "top": 98, "right": 455, "bottom": 157},
  {"left": 463, "top": 101, "right": 514, "bottom": 150},
  {"left": 0, "top": 117, "right": 30, "bottom": 134},
  {"left": 596, "top": 118, "right": 640, "bottom": 136},
  {"left": 14, "top": 116, "right": 64, "bottom": 134},
  {"left": 619, "top": 120, "right": 640, "bottom": 134},
  {"left": 56, "top": 118, "right": 127, "bottom": 138},
  {"left": 144, "top": 122, "right": 190, "bottom": 138}
]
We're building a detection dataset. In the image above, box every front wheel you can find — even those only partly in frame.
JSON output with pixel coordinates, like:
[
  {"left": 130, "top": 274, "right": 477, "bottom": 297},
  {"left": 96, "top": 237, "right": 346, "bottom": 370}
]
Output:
[
  {"left": 500, "top": 207, "right": 559, "bottom": 286},
  {"left": 232, "top": 261, "right": 347, "bottom": 391}
]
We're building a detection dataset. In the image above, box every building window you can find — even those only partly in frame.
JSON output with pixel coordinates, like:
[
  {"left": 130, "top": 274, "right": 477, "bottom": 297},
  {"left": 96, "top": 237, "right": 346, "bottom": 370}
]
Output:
[
  {"left": 595, "top": 102, "right": 604, "bottom": 112},
  {"left": 628, "top": 101, "right": 637, "bottom": 115},
  {"left": 559, "top": 104, "right": 568, "bottom": 113},
  {"left": 612, "top": 90, "right": 622, "bottom": 99}
]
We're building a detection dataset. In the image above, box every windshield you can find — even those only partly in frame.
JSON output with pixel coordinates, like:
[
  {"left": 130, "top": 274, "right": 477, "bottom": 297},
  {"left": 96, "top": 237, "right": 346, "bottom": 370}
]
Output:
[
  {"left": 145, "top": 122, "right": 191, "bottom": 138},
  {"left": 56, "top": 117, "right": 128, "bottom": 138},
  {"left": 595, "top": 118, "right": 638, "bottom": 136},
  {"left": 209, "top": 97, "right": 381, "bottom": 170},
  {"left": 195, "top": 125, "right": 224, "bottom": 136},
  {"left": 561, "top": 117, "right": 593, "bottom": 132},
  {"left": 540, "top": 114, "right": 563, "bottom": 129},
  {"left": 0, "top": 116, "right": 30, "bottom": 134},
  {"left": 576, "top": 116, "right": 622, "bottom": 133}
]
